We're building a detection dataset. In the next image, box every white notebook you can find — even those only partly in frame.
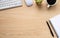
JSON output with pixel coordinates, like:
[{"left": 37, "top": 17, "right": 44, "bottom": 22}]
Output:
[{"left": 49, "top": 15, "right": 60, "bottom": 38}]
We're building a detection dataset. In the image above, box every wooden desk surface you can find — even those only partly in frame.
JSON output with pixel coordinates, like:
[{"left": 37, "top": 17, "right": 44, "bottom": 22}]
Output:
[{"left": 0, "top": 0, "right": 60, "bottom": 38}]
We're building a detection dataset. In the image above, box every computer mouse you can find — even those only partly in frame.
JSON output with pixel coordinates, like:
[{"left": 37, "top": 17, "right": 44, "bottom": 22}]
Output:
[{"left": 25, "top": 0, "right": 33, "bottom": 7}]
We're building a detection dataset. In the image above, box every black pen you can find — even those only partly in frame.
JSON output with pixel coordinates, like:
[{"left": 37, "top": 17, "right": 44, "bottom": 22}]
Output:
[{"left": 46, "top": 21, "right": 54, "bottom": 37}]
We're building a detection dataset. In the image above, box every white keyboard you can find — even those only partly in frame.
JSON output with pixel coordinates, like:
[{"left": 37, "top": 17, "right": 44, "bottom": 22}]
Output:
[{"left": 0, "top": 0, "right": 22, "bottom": 10}]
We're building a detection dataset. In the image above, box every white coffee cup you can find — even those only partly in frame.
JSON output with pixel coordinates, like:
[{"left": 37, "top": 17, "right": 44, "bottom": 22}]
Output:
[{"left": 47, "top": 0, "right": 57, "bottom": 8}]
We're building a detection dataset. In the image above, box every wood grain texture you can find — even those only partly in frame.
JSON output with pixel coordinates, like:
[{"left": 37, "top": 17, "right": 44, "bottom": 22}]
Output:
[{"left": 0, "top": 0, "right": 60, "bottom": 38}]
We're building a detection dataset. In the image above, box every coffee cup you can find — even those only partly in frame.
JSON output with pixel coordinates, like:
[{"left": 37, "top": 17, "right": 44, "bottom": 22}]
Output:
[{"left": 47, "top": 0, "right": 57, "bottom": 8}]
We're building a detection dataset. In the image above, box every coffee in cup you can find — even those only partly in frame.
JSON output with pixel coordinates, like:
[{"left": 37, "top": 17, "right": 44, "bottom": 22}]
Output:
[{"left": 47, "top": 0, "right": 57, "bottom": 8}]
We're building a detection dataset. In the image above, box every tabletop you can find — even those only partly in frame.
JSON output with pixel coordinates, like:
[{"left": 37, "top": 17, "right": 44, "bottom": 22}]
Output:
[{"left": 0, "top": 0, "right": 60, "bottom": 38}]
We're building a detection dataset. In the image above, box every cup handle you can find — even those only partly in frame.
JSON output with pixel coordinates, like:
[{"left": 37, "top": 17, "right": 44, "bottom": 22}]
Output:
[{"left": 47, "top": 5, "right": 50, "bottom": 8}]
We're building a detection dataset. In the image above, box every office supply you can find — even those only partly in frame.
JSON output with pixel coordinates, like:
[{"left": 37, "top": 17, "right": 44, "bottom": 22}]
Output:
[
  {"left": 0, "top": 0, "right": 22, "bottom": 10},
  {"left": 25, "top": 0, "right": 33, "bottom": 7},
  {"left": 49, "top": 15, "right": 60, "bottom": 38},
  {"left": 46, "top": 21, "right": 54, "bottom": 37}
]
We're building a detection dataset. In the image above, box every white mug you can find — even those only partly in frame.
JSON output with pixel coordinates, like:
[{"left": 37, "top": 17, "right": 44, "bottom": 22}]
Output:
[{"left": 47, "top": 0, "right": 57, "bottom": 8}]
